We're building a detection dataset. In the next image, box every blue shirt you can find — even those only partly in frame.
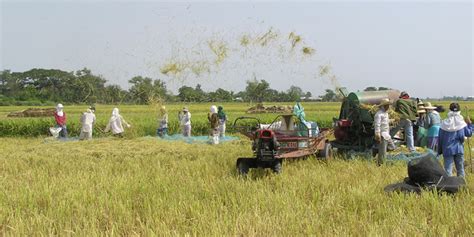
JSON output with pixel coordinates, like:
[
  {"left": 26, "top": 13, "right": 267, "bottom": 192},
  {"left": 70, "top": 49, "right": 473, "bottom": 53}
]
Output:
[{"left": 438, "top": 124, "right": 472, "bottom": 157}]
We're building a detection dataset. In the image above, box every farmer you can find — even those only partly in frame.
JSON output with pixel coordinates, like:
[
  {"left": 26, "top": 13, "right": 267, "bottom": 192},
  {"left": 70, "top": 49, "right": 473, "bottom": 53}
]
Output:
[
  {"left": 178, "top": 107, "right": 192, "bottom": 137},
  {"left": 438, "top": 103, "right": 472, "bottom": 177},
  {"left": 54, "top": 103, "right": 67, "bottom": 138},
  {"left": 208, "top": 105, "right": 219, "bottom": 144},
  {"left": 104, "top": 108, "right": 131, "bottom": 137},
  {"left": 415, "top": 107, "right": 427, "bottom": 147},
  {"left": 217, "top": 105, "right": 227, "bottom": 137},
  {"left": 423, "top": 102, "right": 441, "bottom": 151},
  {"left": 374, "top": 98, "right": 396, "bottom": 166},
  {"left": 390, "top": 91, "right": 417, "bottom": 152},
  {"left": 79, "top": 107, "right": 96, "bottom": 140},
  {"left": 157, "top": 106, "right": 168, "bottom": 137}
]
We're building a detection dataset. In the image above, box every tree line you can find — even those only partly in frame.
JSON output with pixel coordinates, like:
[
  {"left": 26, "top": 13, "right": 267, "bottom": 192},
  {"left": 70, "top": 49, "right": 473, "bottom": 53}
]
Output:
[
  {"left": 0, "top": 68, "right": 328, "bottom": 105},
  {"left": 3, "top": 68, "right": 431, "bottom": 106}
]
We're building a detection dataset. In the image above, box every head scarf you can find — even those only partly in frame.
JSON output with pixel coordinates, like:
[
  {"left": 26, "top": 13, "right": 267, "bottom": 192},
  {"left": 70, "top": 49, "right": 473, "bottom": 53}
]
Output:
[
  {"left": 56, "top": 104, "right": 64, "bottom": 116},
  {"left": 210, "top": 105, "right": 217, "bottom": 114},
  {"left": 440, "top": 111, "right": 467, "bottom": 132},
  {"left": 217, "top": 106, "right": 226, "bottom": 119},
  {"left": 110, "top": 108, "right": 120, "bottom": 121}
]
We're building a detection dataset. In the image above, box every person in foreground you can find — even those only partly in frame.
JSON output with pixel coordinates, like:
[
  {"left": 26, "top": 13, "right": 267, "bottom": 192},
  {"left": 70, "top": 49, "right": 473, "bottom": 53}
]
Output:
[
  {"left": 79, "top": 107, "right": 96, "bottom": 140},
  {"left": 105, "top": 108, "right": 131, "bottom": 137},
  {"left": 178, "top": 107, "right": 192, "bottom": 137},
  {"left": 374, "top": 98, "right": 396, "bottom": 166},
  {"left": 438, "top": 103, "right": 472, "bottom": 177}
]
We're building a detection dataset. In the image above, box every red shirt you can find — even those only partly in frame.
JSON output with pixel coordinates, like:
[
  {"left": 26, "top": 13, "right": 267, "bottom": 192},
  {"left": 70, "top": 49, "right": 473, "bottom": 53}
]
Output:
[{"left": 54, "top": 112, "right": 67, "bottom": 126}]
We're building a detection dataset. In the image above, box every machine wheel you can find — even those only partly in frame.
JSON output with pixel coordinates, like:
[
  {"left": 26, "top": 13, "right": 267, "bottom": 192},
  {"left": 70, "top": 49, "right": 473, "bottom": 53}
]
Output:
[
  {"left": 319, "top": 143, "right": 333, "bottom": 159},
  {"left": 237, "top": 159, "right": 250, "bottom": 176},
  {"left": 272, "top": 160, "right": 282, "bottom": 174}
]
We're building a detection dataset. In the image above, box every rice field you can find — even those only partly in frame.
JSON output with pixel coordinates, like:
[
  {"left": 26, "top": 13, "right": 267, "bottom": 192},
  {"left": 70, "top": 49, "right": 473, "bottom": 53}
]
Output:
[{"left": 1, "top": 102, "right": 473, "bottom": 235}]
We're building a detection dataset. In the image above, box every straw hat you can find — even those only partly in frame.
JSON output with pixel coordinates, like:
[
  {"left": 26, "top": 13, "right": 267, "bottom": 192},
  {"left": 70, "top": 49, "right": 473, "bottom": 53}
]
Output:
[
  {"left": 378, "top": 98, "right": 391, "bottom": 107},
  {"left": 182, "top": 107, "right": 189, "bottom": 112},
  {"left": 417, "top": 109, "right": 426, "bottom": 114},
  {"left": 423, "top": 102, "right": 436, "bottom": 110}
]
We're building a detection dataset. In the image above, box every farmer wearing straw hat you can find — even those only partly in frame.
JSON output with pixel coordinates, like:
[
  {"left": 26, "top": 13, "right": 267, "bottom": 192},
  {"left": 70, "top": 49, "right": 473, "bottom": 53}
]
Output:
[
  {"left": 415, "top": 106, "right": 427, "bottom": 147},
  {"left": 178, "top": 107, "right": 192, "bottom": 137},
  {"left": 374, "top": 98, "right": 396, "bottom": 165},
  {"left": 438, "top": 103, "right": 472, "bottom": 177},
  {"left": 423, "top": 102, "right": 441, "bottom": 151}
]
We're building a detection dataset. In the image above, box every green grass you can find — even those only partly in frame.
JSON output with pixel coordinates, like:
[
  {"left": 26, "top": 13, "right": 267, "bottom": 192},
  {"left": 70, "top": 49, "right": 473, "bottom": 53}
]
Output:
[
  {"left": 1, "top": 101, "right": 473, "bottom": 137},
  {"left": 0, "top": 137, "right": 473, "bottom": 235}
]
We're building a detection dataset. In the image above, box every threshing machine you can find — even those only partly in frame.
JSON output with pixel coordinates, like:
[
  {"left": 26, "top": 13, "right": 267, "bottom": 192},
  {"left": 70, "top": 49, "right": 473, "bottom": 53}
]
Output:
[{"left": 331, "top": 88, "right": 400, "bottom": 153}]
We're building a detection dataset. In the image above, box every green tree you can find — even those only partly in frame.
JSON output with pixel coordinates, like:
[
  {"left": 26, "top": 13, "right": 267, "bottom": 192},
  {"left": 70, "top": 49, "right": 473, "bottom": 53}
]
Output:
[
  {"left": 364, "top": 86, "right": 378, "bottom": 91},
  {"left": 244, "top": 79, "right": 270, "bottom": 103},
  {"left": 321, "top": 89, "right": 337, "bottom": 102},
  {"left": 286, "top": 85, "right": 304, "bottom": 101},
  {"left": 128, "top": 76, "right": 167, "bottom": 104}
]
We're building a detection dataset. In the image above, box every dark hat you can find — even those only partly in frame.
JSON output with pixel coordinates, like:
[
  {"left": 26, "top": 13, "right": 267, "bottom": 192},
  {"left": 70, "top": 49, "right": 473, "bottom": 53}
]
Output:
[
  {"left": 399, "top": 91, "right": 409, "bottom": 98},
  {"left": 434, "top": 105, "right": 445, "bottom": 113},
  {"left": 384, "top": 152, "right": 465, "bottom": 194},
  {"left": 449, "top": 103, "right": 460, "bottom": 112}
]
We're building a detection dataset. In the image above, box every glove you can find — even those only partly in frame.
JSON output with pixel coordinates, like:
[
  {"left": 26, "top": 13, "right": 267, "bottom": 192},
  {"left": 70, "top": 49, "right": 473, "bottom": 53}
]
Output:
[{"left": 375, "top": 133, "right": 381, "bottom": 142}]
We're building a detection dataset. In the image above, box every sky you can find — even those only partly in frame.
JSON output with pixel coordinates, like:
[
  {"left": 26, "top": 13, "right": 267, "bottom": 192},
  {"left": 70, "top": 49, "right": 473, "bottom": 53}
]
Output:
[{"left": 1, "top": 0, "right": 473, "bottom": 98}]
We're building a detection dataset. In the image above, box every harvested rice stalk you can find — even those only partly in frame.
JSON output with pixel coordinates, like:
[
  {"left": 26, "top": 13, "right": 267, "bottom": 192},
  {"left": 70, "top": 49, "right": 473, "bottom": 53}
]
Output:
[
  {"left": 289, "top": 32, "right": 302, "bottom": 49},
  {"left": 319, "top": 64, "right": 331, "bottom": 77},
  {"left": 302, "top": 46, "right": 315, "bottom": 55},
  {"left": 160, "top": 62, "right": 185, "bottom": 76},
  {"left": 258, "top": 28, "right": 279, "bottom": 46},
  {"left": 240, "top": 35, "right": 251, "bottom": 47},
  {"left": 208, "top": 40, "right": 228, "bottom": 65}
]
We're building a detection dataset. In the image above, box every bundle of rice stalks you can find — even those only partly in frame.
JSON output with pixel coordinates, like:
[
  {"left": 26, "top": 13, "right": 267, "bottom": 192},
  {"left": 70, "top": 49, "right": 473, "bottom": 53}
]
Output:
[
  {"left": 359, "top": 104, "right": 401, "bottom": 122},
  {"left": 388, "top": 145, "right": 427, "bottom": 155}
]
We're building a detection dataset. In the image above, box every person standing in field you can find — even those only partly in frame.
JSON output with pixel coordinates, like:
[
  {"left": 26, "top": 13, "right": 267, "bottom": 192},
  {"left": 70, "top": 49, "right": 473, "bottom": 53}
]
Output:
[
  {"left": 54, "top": 103, "right": 68, "bottom": 138},
  {"left": 423, "top": 102, "right": 441, "bottom": 152},
  {"left": 208, "top": 105, "right": 219, "bottom": 144},
  {"left": 217, "top": 105, "right": 227, "bottom": 138},
  {"left": 438, "top": 103, "right": 472, "bottom": 177},
  {"left": 104, "top": 108, "right": 131, "bottom": 137},
  {"left": 390, "top": 91, "right": 417, "bottom": 152},
  {"left": 374, "top": 99, "right": 396, "bottom": 166},
  {"left": 415, "top": 107, "right": 427, "bottom": 147},
  {"left": 79, "top": 107, "right": 96, "bottom": 140},
  {"left": 178, "top": 107, "right": 191, "bottom": 137},
  {"left": 157, "top": 105, "right": 168, "bottom": 137}
]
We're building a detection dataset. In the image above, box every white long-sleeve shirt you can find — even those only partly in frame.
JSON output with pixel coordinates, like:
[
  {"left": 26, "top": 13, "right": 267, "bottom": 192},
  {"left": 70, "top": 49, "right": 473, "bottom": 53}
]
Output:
[
  {"left": 374, "top": 109, "right": 391, "bottom": 140},
  {"left": 179, "top": 112, "right": 191, "bottom": 126},
  {"left": 105, "top": 115, "right": 129, "bottom": 134},
  {"left": 80, "top": 112, "right": 96, "bottom": 132}
]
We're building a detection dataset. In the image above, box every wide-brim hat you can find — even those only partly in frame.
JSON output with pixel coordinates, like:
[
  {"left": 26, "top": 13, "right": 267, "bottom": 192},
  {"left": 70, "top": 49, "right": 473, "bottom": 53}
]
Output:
[
  {"left": 423, "top": 102, "right": 436, "bottom": 110},
  {"left": 384, "top": 152, "right": 466, "bottom": 194},
  {"left": 417, "top": 109, "right": 426, "bottom": 113},
  {"left": 182, "top": 107, "right": 189, "bottom": 112},
  {"left": 378, "top": 98, "right": 391, "bottom": 107}
]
